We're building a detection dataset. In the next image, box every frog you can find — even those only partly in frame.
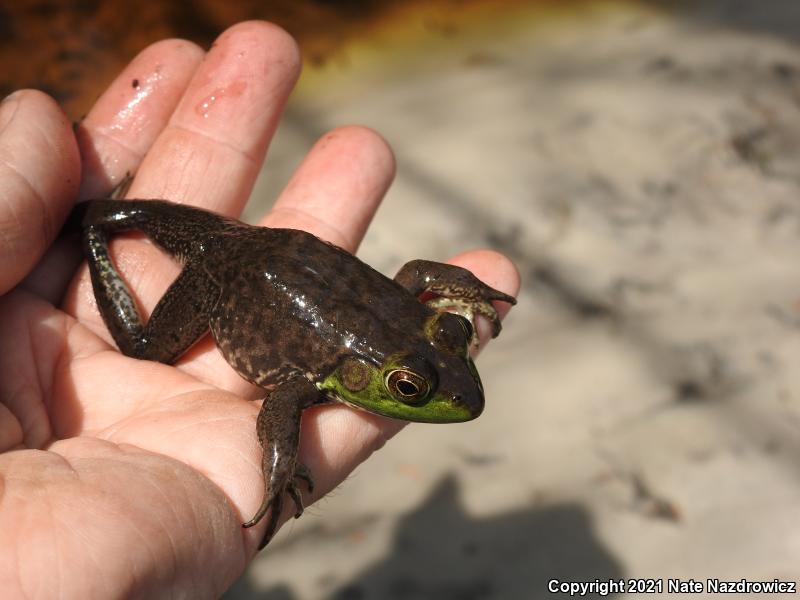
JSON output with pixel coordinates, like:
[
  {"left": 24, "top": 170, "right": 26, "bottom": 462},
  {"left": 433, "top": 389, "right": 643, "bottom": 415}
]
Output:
[{"left": 77, "top": 199, "right": 516, "bottom": 549}]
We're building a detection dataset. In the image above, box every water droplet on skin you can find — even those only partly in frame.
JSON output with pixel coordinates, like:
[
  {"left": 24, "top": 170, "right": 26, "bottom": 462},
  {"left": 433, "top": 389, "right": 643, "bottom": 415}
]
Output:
[
  {"left": 193, "top": 80, "right": 248, "bottom": 119},
  {"left": 108, "top": 67, "right": 164, "bottom": 133},
  {"left": 197, "top": 94, "right": 217, "bottom": 119}
]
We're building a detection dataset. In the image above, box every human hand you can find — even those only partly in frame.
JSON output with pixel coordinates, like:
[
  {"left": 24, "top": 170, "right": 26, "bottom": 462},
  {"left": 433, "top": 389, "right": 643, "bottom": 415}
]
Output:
[{"left": 0, "top": 21, "right": 519, "bottom": 598}]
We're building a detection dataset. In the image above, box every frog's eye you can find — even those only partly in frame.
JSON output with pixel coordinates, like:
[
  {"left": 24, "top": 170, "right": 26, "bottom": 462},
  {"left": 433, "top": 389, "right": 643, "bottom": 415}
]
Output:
[
  {"left": 385, "top": 369, "right": 430, "bottom": 404},
  {"left": 432, "top": 313, "right": 472, "bottom": 354}
]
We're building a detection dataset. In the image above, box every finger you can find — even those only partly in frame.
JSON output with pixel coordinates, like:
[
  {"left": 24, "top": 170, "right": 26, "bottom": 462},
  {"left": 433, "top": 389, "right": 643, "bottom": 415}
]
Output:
[
  {"left": 0, "top": 90, "right": 79, "bottom": 295},
  {"left": 22, "top": 41, "right": 204, "bottom": 305},
  {"left": 129, "top": 21, "right": 301, "bottom": 216},
  {"left": 66, "top": 22, "right": 300, "bottom": 341},
  {"left": 76, "top": 39, "right": 206, "bottom": 199},
  {"left": 264, "top": 125, "right": 396, "bottom": 252}
]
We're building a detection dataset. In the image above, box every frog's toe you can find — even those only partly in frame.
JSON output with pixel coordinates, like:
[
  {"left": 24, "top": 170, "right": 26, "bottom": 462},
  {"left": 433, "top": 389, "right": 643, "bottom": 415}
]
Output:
[
  {"left": 242, "top": 489, "right": 278, "bottom": 530},
  {"left": 287, "top": 481, "right": 305, "bottom": 519},
  {"left": 294, "top": 462, "right": 314, "bottom": 493},
  {"left": 486, "top": 286, "right": 517, "bottom": 307},
  {"left": 474, "top": 299, "right": 503, "bottom": 339},
  {"left": 288, "top": 462, "right": 313, "bottom": 518},
  {"left": 474, "top": 284, "right": 516, "bottom": 338},
  {"left": 243, "top": 490, "right": 284, "bottom": 551}
]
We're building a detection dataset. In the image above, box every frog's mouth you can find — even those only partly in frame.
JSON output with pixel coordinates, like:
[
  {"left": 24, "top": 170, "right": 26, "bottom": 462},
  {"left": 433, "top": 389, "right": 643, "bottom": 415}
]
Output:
[{"left": 327, "top": 392, "right": 371, "bottom": 414}]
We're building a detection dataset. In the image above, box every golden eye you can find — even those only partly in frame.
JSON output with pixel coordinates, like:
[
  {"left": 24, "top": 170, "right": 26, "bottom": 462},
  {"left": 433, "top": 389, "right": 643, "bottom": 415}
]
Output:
[{"left": 385, "top": 369, "right": 430, "bottom": 404}]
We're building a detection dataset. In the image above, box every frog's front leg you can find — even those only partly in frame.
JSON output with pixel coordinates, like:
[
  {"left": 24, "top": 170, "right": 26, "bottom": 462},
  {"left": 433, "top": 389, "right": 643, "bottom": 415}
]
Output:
[
  {"left": 243, "top": 377, "right": 319, "bottom": 550},
  {"left": 394, "top": 259, "right": 517, "bottom": 344},
  {"left": 83, "top": 226, "right": 220, "bottom": 363}
]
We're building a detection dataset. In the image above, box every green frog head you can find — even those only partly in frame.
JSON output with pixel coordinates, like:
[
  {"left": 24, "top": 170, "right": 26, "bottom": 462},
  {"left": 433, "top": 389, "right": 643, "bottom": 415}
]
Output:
[{"left": 319, "top": 311, "right": 484, "bottom": 423}]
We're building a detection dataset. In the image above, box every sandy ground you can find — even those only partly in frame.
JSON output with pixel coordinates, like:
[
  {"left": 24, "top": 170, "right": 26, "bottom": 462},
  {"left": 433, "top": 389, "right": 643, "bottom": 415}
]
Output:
[{"left": 225, "top": 2, "right": 800, "bottom": 598}]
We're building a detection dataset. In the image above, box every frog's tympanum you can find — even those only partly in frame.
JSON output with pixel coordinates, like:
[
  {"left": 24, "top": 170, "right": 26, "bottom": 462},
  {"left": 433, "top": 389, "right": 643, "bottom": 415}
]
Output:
[{"left": 78, "top": 199, "right": 516, "bottom": 549}]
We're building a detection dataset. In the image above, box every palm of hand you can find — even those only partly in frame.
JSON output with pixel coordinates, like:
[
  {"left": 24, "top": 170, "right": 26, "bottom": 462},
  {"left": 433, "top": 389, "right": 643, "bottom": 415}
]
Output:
[{"left": 1, "top": 285, "right": 264, "bottom": 595}]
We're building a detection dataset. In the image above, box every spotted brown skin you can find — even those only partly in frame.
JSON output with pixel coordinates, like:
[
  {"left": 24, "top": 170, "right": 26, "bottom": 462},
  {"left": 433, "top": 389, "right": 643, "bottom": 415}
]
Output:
[{"left": 78, "top": 199, "right": 516, "bottom": 549}]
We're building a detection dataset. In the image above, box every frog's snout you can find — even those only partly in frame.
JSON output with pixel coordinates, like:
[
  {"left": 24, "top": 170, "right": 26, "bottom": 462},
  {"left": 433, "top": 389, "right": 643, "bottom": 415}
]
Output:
[
  {"left": 453, "top": 387, "right": 484, "bottom": 421},
  {"left": 431, "top": 352, "right": 485, "bottom": 422}
]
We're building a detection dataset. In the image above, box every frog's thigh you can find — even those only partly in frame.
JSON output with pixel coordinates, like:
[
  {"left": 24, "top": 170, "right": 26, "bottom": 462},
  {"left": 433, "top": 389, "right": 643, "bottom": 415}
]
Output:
[
  {"left": 83, "top": 199, "right": 231, "bottom": 259},
  {"left": 138, "top": 263, "right": 221, "bottom": 363}
]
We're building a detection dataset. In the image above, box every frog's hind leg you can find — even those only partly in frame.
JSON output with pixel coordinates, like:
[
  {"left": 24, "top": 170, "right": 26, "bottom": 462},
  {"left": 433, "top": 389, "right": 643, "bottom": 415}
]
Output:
[
  {"left": 80, "top": 199, "right": 235, "bottom": 362},
  {"left": 394, "top": 259, "right": 517, "bottom": 342},
  {"left": 83, "top": 225, "right": 220, "bottom": 363},
  {"left": 80, "top": 199, "right": 235, "bottom": 260},
  {"left": 243, "top": 377, "right": 319, "bottom": 550}
]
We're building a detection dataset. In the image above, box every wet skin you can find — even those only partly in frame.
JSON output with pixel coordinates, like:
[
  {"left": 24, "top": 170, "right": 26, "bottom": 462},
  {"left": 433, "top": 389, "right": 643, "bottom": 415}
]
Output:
[{"left": 78, "top": 199, "right": 516, "bottom": 549}]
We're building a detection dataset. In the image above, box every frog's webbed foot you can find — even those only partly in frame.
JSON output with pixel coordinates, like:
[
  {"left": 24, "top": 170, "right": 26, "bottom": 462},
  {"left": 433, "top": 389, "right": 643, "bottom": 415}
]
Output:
[
  {"left": 394, "top": 259, "right": 517, "bottom": 345},
  {"left": 242, "top": 378, "right": 319, "bottom": 550}
]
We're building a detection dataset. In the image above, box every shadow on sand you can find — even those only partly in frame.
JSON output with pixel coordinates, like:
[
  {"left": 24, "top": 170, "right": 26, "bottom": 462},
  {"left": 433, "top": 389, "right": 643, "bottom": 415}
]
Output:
[{"left": 225, "top": 475, "right": 623, "bottom": 600}]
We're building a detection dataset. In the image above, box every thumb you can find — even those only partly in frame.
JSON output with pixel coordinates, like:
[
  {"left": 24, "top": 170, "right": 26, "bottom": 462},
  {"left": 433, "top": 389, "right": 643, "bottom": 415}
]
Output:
[{"left": 0, "top": 90, "right": 79, "bottom": 294}]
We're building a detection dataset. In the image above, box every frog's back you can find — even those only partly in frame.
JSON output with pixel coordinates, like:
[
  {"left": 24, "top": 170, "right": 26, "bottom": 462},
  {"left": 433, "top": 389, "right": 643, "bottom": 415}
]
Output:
[{"left": 205, "top": 226, "right": 431, "bottom": 386}]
